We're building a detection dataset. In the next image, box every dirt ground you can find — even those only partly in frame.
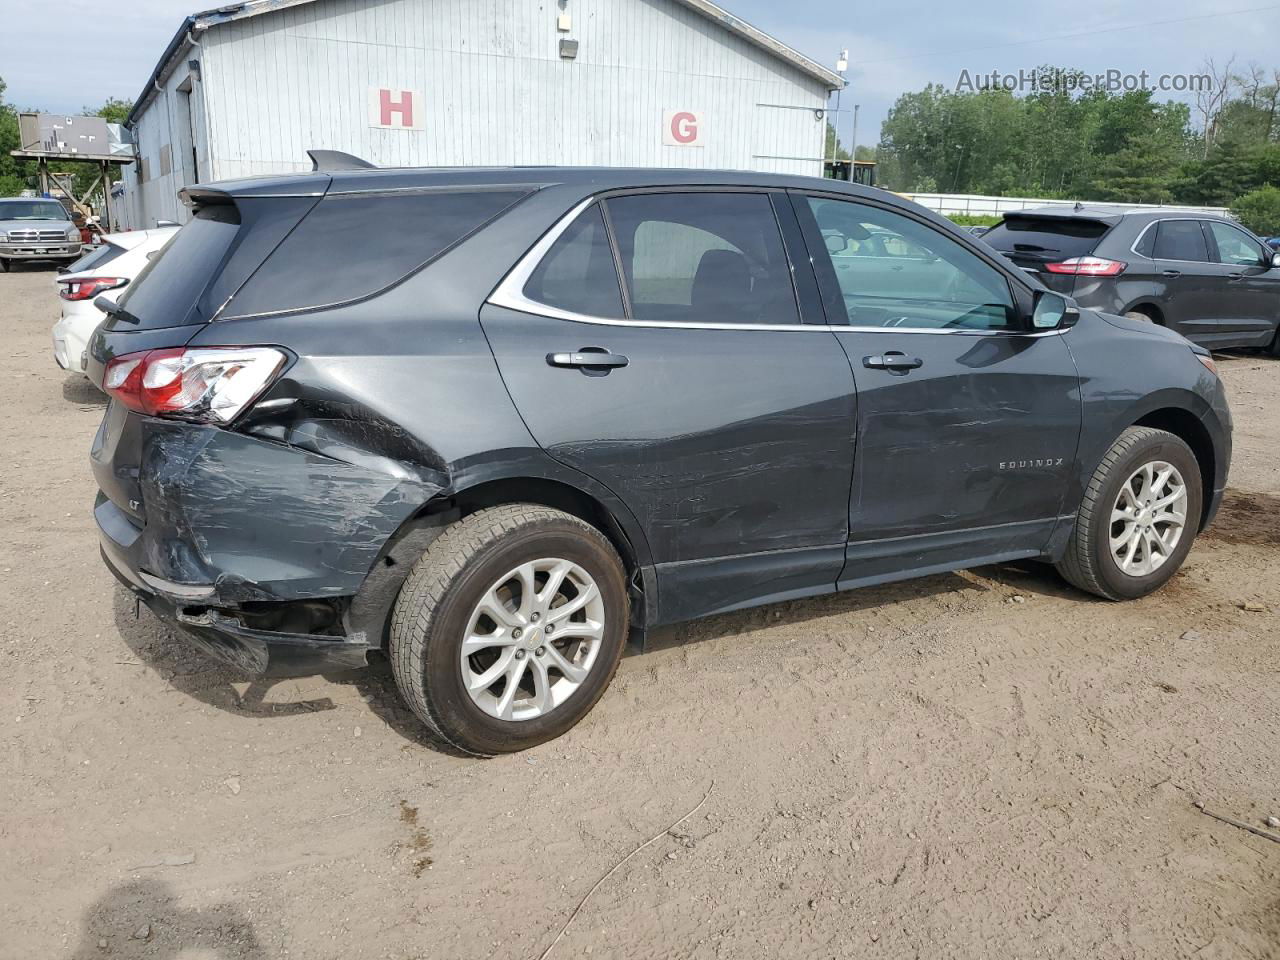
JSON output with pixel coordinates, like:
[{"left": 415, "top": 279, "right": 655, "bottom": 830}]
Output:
[{"left": 2, "top": 263, "right": 1277, "bottom": 960}]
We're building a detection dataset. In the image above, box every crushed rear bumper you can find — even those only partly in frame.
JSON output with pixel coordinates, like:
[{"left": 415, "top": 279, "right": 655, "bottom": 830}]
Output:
[{"left": 100, "top": 533, "right": 372, "bottom": 678}]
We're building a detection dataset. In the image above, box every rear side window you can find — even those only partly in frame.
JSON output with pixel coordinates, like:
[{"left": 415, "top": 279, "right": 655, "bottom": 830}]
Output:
[
  {"left": 1152, "top": 220, "right": 1208, "bottom": 262},
  {"left": 524, "top": 203, "right": 624, "bottom": 317},
  {"left": 983, "top": 216, "right": 1110, "bottom": 260},
  {"left": 1134, "top": 224, "right": 1157, "bottom": 258},
  {"left": 224, "top": 188, "right": 530, "bottom": 318},
  {"left": 604, "top": 192, "right": 799, "bottom": 325},
  {"left": 116, "top": 205, "right": 241, "bottom": 328},
  {"left": 67, "top": 242, "right": 128, "bottom": 274}
]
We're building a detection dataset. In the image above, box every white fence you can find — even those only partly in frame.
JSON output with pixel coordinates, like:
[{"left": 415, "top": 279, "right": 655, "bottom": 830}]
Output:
[{"left": 901, "top": 192, "right": 1230, "bottom": 218}]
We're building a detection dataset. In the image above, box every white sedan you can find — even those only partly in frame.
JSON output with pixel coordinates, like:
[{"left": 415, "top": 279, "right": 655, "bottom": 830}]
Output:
[{"left": 52, "top": 227, "right": 178, "bottom": 378}]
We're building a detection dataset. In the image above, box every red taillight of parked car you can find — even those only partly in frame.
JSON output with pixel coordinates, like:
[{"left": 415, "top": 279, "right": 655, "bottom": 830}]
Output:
[
  {"left": 1043, "top": 257, "right": 1127, "bottom": 277},
  {"left": 102, "top": 347, "right": 288, "bottom": 423},
  {"left": 59, "top": 277, "right": 127, "bottom": 301}
]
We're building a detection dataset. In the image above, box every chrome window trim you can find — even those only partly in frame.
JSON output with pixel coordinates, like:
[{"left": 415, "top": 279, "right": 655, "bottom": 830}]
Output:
[{"left": 487, "top": 195, "right": 1064, "bottom": 338}]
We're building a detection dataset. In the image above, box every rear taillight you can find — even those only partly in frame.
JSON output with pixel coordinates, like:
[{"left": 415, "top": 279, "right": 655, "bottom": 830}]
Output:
[
  {"left": 59, "top": 277, "right": 126, "bottom": 301},
  {"left": 1043, "top": 256, "right": 1127, "bottom": 277},
  {"left": 102, "top": 347, "right": 288, "bottom": 423}
]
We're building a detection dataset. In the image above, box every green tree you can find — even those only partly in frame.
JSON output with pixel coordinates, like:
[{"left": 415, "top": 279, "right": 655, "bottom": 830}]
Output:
[
  {"left": 0, "top": 76, "right": 35, "bottom": 196},
  {"left": 1231, "top": 185, "right": 1280, "bottom": 234},
  {"left": 1189, "top": 137, "right": 1261, "bottom": 205},
  {"left": 824, "top": 121, "right": 850, "bottom": 162}
]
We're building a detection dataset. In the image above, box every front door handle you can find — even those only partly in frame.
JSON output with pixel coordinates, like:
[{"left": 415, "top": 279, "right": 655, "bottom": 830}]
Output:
[
  {"left": 546, "top": 348, "right": 629, "bottom": 370},
  {"left": 1162, "top": 269, "right": 1182, "bottom": 279},
  {"left": 1228, "top": 272, "right": 1244, "bottom": 281},
  {"left": 863, "top": 352, "right": 924, "bottom": 373}
]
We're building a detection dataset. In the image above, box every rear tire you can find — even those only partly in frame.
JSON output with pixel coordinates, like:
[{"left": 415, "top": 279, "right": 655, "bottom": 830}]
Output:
[
  {"left": 1267, "top": 326, "right": 1280, "bottom": 358},
  {"left": 1056, "top": 427, "right": 1202, "bottom": 600},
  {"left": 389, "top": 504, "right": 629, "bottom": 755}
]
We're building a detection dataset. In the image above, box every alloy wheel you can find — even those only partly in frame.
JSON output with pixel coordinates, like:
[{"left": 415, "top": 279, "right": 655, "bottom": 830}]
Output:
[
  {"left": 460, "top": 558, "right": 605, "bottom": 721},
  {"left": 1109, "top": 460, "right": 1188, "bottom": 577}
]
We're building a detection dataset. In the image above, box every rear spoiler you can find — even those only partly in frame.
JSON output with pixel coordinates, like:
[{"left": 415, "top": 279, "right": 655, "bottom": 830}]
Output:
[
  {"left": 176, "top": 150, "right": 373, "bottom": 207},
  {"left": 1000, "top": 209, "right": 1125, "bottom": 226},
  {"left": 307, "top": 149, "right": 377, "bottom": 172}
]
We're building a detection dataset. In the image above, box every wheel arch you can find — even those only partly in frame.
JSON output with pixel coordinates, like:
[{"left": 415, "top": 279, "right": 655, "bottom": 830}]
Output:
[
  {"left": 1123, "top": 302, "right": 1165, "bottom": 325},
  {"left": 1131, "top": 407, "right": 1215, "bottom": 531},
  {"left": 348, "top": 472, "right": 654, "bottom": 648}
]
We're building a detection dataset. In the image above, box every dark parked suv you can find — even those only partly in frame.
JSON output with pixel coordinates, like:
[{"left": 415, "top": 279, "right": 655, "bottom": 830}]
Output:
[
  {"left": 984, "top": 206, "right": 1280, "bottom": 352},
  {"left": 88, "top": 157, "right": 1231, "bottom": 754}
]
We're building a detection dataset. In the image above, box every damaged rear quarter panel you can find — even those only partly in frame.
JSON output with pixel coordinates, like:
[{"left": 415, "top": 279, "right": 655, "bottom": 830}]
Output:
[{"left": 140, "top": 421, "right": 442, "bottom": 601}]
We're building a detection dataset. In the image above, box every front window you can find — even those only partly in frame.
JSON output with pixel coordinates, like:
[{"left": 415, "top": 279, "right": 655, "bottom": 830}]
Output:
[
  {"left": 0, "top": 200, "right": 70, "bottom": 221},
  {"left": 805, "top": 197, "right": 1016, "bottom": 330},
  {"left": 1205, "top": 221, "right": 1264, "bottom": 266}
]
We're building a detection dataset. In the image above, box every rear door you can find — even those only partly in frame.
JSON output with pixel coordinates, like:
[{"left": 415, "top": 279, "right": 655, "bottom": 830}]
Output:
[
  {"left": 794, "top": 192, "right": 1082, "bottom": 586},
  {"left": 1201, "top": 219, "right": 1280, "bottom": 347},
  {"left": 482, "top": 189, "right": 857, "bottom": 623},
  {"left": 1147, "top": 218, "right": 1221, "bottom": 343}
]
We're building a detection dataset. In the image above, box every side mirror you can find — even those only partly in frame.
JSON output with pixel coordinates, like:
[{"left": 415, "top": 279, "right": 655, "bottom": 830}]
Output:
[
  {"left": 1271, "top": 252, "right": 1280, "bottom": 269},
  {"left": 1031, "top": 291, "right": 1078, "bottom": 330}
]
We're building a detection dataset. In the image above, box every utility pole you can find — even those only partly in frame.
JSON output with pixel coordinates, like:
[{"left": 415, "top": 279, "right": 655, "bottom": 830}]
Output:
[
  {"left": 849, "top": 104, "right": 860, "bottom": 182},
  {"left": 831, "top": 49, "right": 848, "bottom": 177}
]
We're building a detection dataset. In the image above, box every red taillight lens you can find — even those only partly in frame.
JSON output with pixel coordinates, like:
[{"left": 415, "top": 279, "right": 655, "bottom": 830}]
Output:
[
  {"left": 59, "top": 277, "right": 127, "bottom": 301},
  {"left": 1043, "top": 257, "right": 1126, "bottom": 277},
  {"left": 102, "top": 347, "right": 288, "bottom": 423}
]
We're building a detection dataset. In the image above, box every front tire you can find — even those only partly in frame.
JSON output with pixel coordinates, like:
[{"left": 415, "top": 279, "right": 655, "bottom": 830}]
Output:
[
  {"left": 389, "top": 504, "right": 629, "bottom": 755},
  {"left": 1056, "top": 427, "right": 1202, "bottom": 600}
]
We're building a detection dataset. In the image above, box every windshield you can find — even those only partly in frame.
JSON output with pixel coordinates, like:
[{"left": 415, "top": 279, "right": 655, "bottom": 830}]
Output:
[{"left": 0, "top": 200, "right": 70, "bottom": 221}]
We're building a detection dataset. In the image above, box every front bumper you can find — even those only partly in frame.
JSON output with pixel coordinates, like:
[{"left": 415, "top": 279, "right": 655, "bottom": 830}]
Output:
[
  {"left": 99, "top": 514, "right": 373, "bottom": 678},
  {"left": 0, "top": 242, "right": 81, "bottom": 260}
]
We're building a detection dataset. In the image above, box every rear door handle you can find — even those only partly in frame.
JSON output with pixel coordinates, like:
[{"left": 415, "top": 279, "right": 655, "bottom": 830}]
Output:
[
  {"left": 863, "top": 352, "right": 923, "bottom": 372},
  {"left": 1228, "top": 272, "right": 1244, "bottom": 281},
  {"left": 546, "top": 348, "right": 629, "bottom": 369},
  {"left": 1162, "top": 270, "right": 1182, "bottom": 279}
]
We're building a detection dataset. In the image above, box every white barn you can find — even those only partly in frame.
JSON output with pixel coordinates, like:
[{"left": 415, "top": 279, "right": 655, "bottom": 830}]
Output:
[{"left": 122, "top": 0, "right": 843, "bottom": 228}]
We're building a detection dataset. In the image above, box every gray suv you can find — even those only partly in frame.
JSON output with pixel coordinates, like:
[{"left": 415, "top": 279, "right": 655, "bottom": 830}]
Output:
[
  {"left": 984, "top": 206, "right": 1280, "bottom": 353},
  {"left": 86, "top": 159, "right": 1232, "bottom": 754},
  {"left": 0, "top": 197, "right": 83, "bottom": 270}
]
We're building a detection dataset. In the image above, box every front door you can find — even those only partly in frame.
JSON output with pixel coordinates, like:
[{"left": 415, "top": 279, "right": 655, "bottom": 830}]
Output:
[
  {"left": 1201, "top": 219, "right": 1280, "bottom": 347},
  {"left": 482, "top": 190, "right": 857, "bottom": 624},
  {"left": 793, "top": 192, "right": 1083, "bottom": 586}
]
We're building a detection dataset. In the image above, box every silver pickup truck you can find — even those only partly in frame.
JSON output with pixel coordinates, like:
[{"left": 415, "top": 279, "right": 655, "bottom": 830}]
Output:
[{"left": 0, "top": 197, "right": 83, "bottom": 271}]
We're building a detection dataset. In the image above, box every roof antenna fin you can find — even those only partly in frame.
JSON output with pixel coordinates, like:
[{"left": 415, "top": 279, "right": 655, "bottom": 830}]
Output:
[{"left": 307, "top": 149, "right": 377, "bottom": 172}]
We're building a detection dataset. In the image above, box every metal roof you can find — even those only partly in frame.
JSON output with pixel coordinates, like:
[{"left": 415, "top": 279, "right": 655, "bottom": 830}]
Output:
[{"left": 126, "top": 0, "right": 844, "bottom": 127}]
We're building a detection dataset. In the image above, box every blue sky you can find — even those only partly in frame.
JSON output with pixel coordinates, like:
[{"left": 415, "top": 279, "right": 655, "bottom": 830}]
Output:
[{"left": 3, "top": 0, "right": 1278, "bottom": 148}]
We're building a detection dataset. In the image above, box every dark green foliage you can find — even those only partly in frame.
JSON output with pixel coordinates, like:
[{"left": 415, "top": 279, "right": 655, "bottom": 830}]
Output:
[
  {"left": 1231, "top": 185, "right": 1280, "bottom": 235},
  {"left": 876, "top": 64, "right": 1280, "bottom": 212}
]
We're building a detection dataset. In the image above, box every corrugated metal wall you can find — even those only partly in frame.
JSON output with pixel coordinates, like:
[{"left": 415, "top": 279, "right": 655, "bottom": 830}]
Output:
[
  {"left": 125, "top": 65, "right": 208, "bottom": 228},
  {"left": 127, "top": 0, "right": 831, "bottom": 226}
]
